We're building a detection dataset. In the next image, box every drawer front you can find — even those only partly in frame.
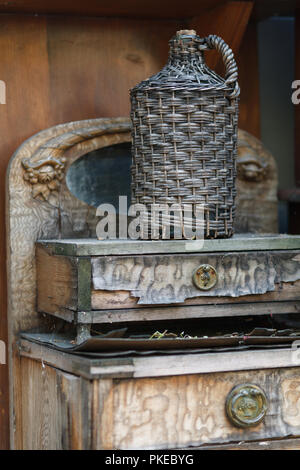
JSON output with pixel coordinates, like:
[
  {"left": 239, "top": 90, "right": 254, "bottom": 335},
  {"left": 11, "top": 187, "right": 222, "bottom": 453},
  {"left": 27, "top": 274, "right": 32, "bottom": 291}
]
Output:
[
  {"left": 94, "top": 367, "right": 300, "bottom": 450},
  {"left": 92, "top": 250, "right": 300, "bottom": 306},
  {"left": 36, "top": 246, "right": 300, "bottom": 323}
]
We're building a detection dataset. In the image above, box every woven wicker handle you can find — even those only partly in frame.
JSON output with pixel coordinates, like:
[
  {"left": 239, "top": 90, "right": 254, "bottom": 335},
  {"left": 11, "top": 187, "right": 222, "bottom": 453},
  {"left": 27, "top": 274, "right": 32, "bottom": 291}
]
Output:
[{"left": 204, "top": 35, "right": 240, "bottom": 99}]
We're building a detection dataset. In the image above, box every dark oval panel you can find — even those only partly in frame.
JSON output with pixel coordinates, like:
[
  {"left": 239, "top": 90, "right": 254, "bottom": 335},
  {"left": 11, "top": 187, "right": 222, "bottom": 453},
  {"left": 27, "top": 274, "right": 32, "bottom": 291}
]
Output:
[{"left": 66, "top": 142, "right": 132, "bottom": 209}]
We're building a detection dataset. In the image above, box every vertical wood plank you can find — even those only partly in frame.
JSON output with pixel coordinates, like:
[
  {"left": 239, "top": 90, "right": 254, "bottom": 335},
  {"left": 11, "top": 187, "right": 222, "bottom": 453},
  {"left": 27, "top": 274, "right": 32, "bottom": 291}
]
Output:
[
  {"left": 20, "top": 357, "right": 91, "bottom": 450},
  {"left": 189, "top": 1, "right": 253, "bottom": 73},
  {"left": 20, "top": 358, "right": 60, "bottom": 449},
  {"left": 92, "top": 379, "right": 114, "bottom": 450},
  {"left": 237, "top": 21, "right": 261, "bottom": 138}
]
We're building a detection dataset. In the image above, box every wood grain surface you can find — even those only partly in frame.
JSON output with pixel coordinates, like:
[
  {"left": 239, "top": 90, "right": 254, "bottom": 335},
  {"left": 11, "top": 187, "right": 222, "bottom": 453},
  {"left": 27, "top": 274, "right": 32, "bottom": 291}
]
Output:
[
  {"left": 95, "top": 367, "right": 300, "bottom": 449},
  {"left": 180, "top": 437, "right": 300, "bottom": 450},
  {"left": 18, "top": 339, "right": 300, "bottom": 380},
  {"left": 18, "top": 353, "right": 300, "bottom": 450},
  {"left": 20, "top": 357, "right": 92, "bottom": 450},
  {"left": 91, "top": 280, "right": 300, "bottom": 311},
  {"left": 92, "top": 251, "right": 300, "bottom": 304}
]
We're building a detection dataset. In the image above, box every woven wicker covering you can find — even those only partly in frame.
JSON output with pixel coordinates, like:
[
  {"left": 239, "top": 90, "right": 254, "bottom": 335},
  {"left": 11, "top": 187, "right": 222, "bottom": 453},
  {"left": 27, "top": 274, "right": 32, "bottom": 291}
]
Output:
[{"left": 130, "top": 30, "right": 239, "bottom": 239}]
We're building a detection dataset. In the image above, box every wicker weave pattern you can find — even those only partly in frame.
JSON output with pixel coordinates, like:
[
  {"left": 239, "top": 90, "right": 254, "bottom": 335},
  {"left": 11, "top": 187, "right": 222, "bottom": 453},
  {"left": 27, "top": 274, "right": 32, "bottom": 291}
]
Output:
[{"left": 130, "top": 31, "right": 239, "bottom": 238}]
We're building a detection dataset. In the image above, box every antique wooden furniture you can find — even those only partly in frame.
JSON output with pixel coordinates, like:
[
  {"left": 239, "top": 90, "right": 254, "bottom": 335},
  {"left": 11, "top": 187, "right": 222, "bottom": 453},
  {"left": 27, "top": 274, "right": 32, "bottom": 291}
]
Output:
[
  {"left": 16, "top": 236, "right": 300, "bottom": 449},
  {"left": 7, "top": 117, "right": 291, "bottom": 450},
  {"left": 0, "top": 2, "right": 266, "bottom": 448}
]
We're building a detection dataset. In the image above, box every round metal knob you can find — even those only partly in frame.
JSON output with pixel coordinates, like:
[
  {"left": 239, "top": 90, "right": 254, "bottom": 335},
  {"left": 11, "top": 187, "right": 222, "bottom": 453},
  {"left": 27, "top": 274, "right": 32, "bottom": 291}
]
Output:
[
  {"left": 192, "top": 264, "right": 217, "bottom": 291},
  {"left": 225, "top": 384, "right": 268, "bottom": 428}
]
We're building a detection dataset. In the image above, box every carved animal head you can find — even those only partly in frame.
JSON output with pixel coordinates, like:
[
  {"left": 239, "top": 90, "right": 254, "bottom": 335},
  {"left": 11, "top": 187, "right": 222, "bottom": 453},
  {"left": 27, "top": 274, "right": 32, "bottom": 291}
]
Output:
[
  {"left": 37, "top": 165, "right": 56, "bottom": 183},
  {"left": 237, "top": 147, "right": 268, "bottom": 182}
]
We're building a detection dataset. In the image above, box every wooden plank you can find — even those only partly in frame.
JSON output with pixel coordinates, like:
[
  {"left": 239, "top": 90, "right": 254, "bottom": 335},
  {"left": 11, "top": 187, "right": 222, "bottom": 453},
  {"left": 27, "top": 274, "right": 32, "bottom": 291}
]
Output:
[
  {"left": 91, "top": 251, "right": 300, "bottom": 304},
  {"left": 19, "top": 340, "right": 134, "bottom": 380},
  {"left": 92, "top": 379, "right": 114, "bottom": 450},
  {"left": 237, "top": 21, "right": 261, "bottom": 138},
  {"left": 0, "top": 0, "right": 296, "bottom": 20},
  {"left": 184, "top": 437, "right": 300, "bottom": 450},
  {"left": 0, "top": 0, "right": 223, "bottom": 19},
  {"left": 92, "top": 280, "right": 300, "bottom": 310},
  {"left": 36, "top": 246, "right": 79, "bottom": 316},
  {"left": 77, "top": 258, "right": 92, "bottom": 311},
  {"left": 77, "top": 301, "right": 300, "bottom": 324},
  {"left": 189, "top": 1, "right": 253, "bottom": 73},
  {"left": 37, "top": 235, "right": 300, "bottom": 257},
  {"left": 19, "top": 357, "right": 92, "bottom": 450},
  {"left": 36, "top": 246, "right": 92, "bottom": 315},
  {"left": 20, "top": 357, "right": 59, "bottom": 449},
  {"left": 18, "top": 339, "right": 300, "bottom": 380},
  {"left": 97, "top": 367, "right": 300, "bottom": 449}
]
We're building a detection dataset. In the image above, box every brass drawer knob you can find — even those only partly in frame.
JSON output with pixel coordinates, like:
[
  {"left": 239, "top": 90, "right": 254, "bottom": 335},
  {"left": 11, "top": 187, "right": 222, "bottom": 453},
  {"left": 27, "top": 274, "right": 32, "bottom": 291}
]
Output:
[
  {"left": 225, "top": 384, "right": 268, "bottom": 428},
  {"left": 193, "top": 264, "right": 217, "bottom": 290}
]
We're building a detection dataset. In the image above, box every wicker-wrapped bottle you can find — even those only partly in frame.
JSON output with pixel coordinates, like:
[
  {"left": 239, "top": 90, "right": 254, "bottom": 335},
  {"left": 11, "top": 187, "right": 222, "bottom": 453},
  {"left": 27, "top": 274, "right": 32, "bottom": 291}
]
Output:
[{"left": 130, "top": 30, "right": 239, "bottom": 239}]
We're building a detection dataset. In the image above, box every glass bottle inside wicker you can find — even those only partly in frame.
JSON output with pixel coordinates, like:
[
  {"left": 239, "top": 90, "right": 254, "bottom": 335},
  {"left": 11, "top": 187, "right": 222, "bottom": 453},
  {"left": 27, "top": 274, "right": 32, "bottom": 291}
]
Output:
[{"left": 130, "top": 30, "right": 239, "bottom": 239}]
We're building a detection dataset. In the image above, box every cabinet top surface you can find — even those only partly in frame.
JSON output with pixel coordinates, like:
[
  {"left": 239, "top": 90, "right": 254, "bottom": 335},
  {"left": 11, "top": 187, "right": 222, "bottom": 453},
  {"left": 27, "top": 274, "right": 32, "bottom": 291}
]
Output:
[
  {"left": 19, "top": 337, "right": 300, "bottom": 380},
  {"left": 37, "top": 234, "right": 300, "bottom": 256}
]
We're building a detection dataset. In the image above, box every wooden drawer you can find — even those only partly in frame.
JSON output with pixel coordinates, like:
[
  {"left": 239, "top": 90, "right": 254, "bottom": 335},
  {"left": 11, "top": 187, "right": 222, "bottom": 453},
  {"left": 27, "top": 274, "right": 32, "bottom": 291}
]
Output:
[
  {"left": 19, "top": 342, "right": 300, "bottom": 450},
  {"left": 94, "top": 369, "right": 300, "bottom": 449},
  {"left": 36, "top": 240, "right": 300, "bottom": 324}
]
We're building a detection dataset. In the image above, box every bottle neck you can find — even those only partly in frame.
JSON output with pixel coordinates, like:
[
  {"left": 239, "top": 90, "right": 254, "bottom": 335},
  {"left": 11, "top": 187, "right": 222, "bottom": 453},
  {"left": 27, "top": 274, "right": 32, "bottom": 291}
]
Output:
[{"left": 168, "top": 31, "right": 205, "bottom": 65}]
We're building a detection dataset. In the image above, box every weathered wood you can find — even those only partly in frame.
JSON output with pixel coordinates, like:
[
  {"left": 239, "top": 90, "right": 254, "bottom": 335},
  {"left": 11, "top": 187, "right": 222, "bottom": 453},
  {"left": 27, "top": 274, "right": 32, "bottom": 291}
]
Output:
[
  {"left": 36, "top": 245, "right": 79, "bottom": 315},
  {"left": 19, "top": 339, "right": 134, "bottom": 380},
  {"left": 18, "top": 339, "right": 300, "bottom": 380},
  {"left": 92, "top": 280, "right": 300, "bottom": 310},
  {"left": 92, "top": 251, "right": 300, "bottom": 304},
  {"left": 96, "top": 368, "right": 300, "bottom": 449},
  {"left": 36, "top": 243, "right": 300, "bottom": 321},
  {"left": 38, "top": 234, "right": 300, "bottom": 257},
  {"left": 36, "top": 246, "right": 92, "bottom": 316},
  {"left": 77, "top": 301, "right": 300, "bottom": 324},
  {"left": 18, "top": 352, "right": 300, "bottom": 449},
  {"left": 92, "top": 379, "right": 114, "bottom": 450},
  {"left": 20, "top": 357, "right": 92, "bottom": 450},
  {"left": 179, "top": 437, "right": 300, "bottom": 450}
]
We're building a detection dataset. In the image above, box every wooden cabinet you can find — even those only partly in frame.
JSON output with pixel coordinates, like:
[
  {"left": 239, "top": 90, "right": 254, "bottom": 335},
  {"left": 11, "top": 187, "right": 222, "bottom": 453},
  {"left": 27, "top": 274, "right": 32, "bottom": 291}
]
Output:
[
  {"left": 19, "top": 340, "right": 300, "bottom": 450},
  {"left": 15, "top": 235, "right": 300, "bottom": 449}
]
